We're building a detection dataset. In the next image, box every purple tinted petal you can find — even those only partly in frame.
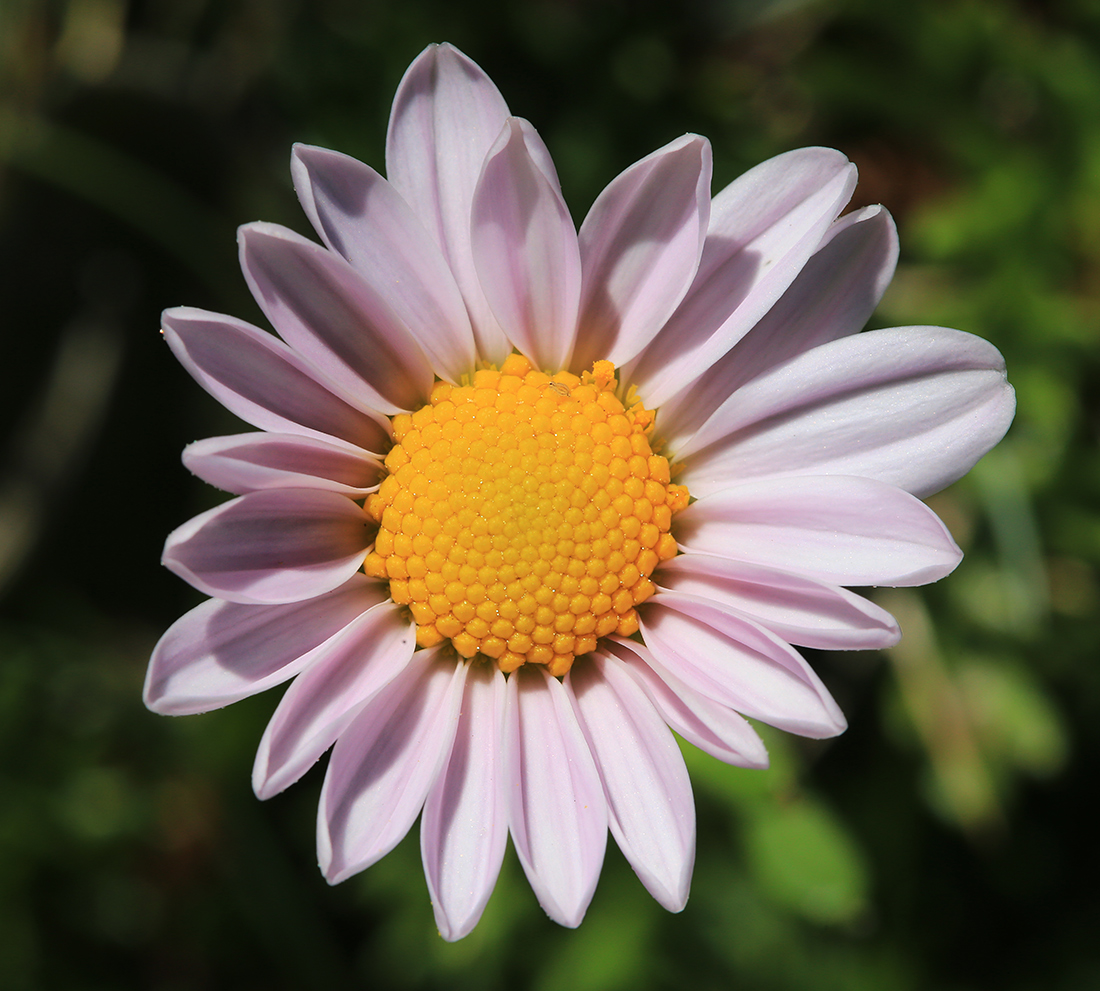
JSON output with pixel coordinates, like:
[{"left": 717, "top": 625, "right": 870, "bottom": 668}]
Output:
[
  {"left": 183, "top": 432, "right": 382, "bottom": 497},
  {"left": 386, "top": 43, "right": 512, "bottom": 363},
  {"left": 627, "top": 148, "right": 857, "bottom": 406},
  {"left": 252, "top": 601, "right": 416, "bottom": 799},
  {"left": 421, "top": 664, "right": 508, "bottom": 941},
  {"left": 568, "top": 652, "right": 695, "bottom": 912},
  {"left": 656, "top": 552, "right": 900, "bottom": 650},
  {"left": 657, "top": 205, "right": 898, "bottom": 449},
  {"left": 607, "top": 639, "right": 769, "bottom": 769},
  {"left": 505, "top": 665, "right": 607, "bottom": 928},
  {"left": 639, "top": 592, "right": 847, "bottom": 738},
  {"left": 471, "top": 118, "right": 581, "bottom": 372},
  {"left": 162, "top": 307, "right": 389, "bottom": 452},
  {"left": 144, "top": 574, "right": 387, "bottom": 715},
  {"left": 291, "top": 144, "right": 477, "bottom": 383},
  {"left": 239, "top": 223, "right": 434, "bottom": 414},
  {"left": 674, "top": 475, "right": 963, "bottom": 587},
  {"left": 678, "top": 326, "right": 1016, "bottom": 499},
  {"left": 162, "top": 489, "right": 372, "bottom": 604},
  {"left": 572, "top": 134, "right": 711, "bottom": 370},
  {"left": 318, "top": 647, "right": 467, "bottom": 883}
]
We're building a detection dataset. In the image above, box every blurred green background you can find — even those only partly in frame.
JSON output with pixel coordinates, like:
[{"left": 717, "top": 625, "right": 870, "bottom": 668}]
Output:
[{"left": 1, "top": 0, "right": 1097, "bottom": 988}]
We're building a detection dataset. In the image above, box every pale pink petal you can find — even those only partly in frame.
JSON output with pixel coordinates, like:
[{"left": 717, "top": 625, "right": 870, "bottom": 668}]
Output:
[
  {"left": 319, "top": 648, "right": 467, "bottom": 883},
  {"left": 606, "top": 639, "right": 769, "bottom": 769},
  {"left": 626, "top": 148, "right": 858, "bottom": 406},
  {"left": 144, "top": 574, "right": 387, "bottom": 715},
  {"left": 568, "top": 652, "right": 695, "bottom": 912},
  {"left": 656, "top": 205, "right": 898, "bottom": 449},
  {"left": 162, "top": 307, "right": 389, "bottom": 452},
  {"left": 162, "top": 489, "right": 372, "bottom": 604},
  {"left": 505, "top": 665, "right": 607, "bottom": 927},
  {"left": 675, "top": 475, "right": 962, "bottom": 587},
  {"left": 386, "top": 43, "right": 513, "bottom": 363},
  {"left": 677, "top": 326, "right": 1016, "bottom": 499},
  {"left": 571, "top": 134, "right": 712, "bottom": 370},
  {"left": 471, "top": 118, "right": 581, "bottom": 372},
  {"left": 638, "top": 592, "right": 847, "bottom": 738},
  {"left": 656, "top": 552, "right": 900, "bottom": 650},
  {"left": 252, "top": 601, "right": 416, "bottom": 799},
  {"left": 182, "top": 432, "right": 382, "bottom": 497},
  {"left": 239, "top": 223, "right": 434, "bottom": 414},
  {"left": 291, "top": 143, "right": 476, "bottom": 383},
  {"left": 421, "top": 664, "right": 508, "bottom": 942}
]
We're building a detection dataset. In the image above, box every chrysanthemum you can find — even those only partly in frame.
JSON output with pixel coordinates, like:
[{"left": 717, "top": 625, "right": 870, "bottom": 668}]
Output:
[{"left": 145, "top": 43, "right": 1014, "bottom": 939}]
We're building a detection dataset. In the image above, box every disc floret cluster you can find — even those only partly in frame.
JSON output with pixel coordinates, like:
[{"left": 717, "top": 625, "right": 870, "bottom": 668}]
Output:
[{"left": 364, "top": 353, "right": 687, "bottom": 676}]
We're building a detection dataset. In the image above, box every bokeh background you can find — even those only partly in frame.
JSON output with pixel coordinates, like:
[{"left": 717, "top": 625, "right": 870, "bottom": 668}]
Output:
[{"left": 1, "top": 0, "right": 1098, "bottom": 987}]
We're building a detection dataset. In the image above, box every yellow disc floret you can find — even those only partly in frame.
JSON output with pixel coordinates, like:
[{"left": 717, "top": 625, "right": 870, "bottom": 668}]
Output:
[{"left": 364, "top": 354, "right": 688, "bottom": 676}]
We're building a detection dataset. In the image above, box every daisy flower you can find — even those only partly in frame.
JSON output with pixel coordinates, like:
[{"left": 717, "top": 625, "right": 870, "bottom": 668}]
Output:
[{"left": 145, "top": 43, "right": 1015, "bottom": 940}]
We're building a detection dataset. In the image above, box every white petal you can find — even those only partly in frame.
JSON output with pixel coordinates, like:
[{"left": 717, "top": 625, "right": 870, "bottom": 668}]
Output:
[
  {"left": 239, "top": 222, "right": 434, "bottom": 414},
  {"left": 505, "top": 665, "right": 608, "bottom": 927},
  {"left": 291, "top": 143, "right": 477, "bottom": 383},
  {"left": 627, "top": 147, "right": 857, "bottom": 406},
  {"left": 606, "top": 638, "right": 769, "bottom": 769},
  {"left": 182, "top": 432, "right": 382, "bottom": 497},
  {"left": 572, "top": 134, "right": 712, "bottom": 369},
  {"left": 678, "top": 326, "right": 1016, "bottom": 499},
  {"left": 639, "top": 591, "right": 847, "bottom": 738},
  {"left": 656, "top": 205, "right": 898, "bottom": 449},
  {"left": 421, "top": 664, "right": 508, "bottom": 941},
  {"left": 252, "top": 602, "right": 416, "bottom": 799},
  {"left": 656, "top": 552, "right": 900, "bottom": 650},
  {"left": 674, "top": 475, "right": 963, "bottom": 587},
  {"left": 471, "top": 118, "right": 581, "bottom": 372},
  {"left": 568, "top": 652, "right": 695, "bottom": 912},
  {"left": 144, "top": 575, "right": 387, "bottom": 715},
  {"left": 161, "top": 489, "right": 372, "bottom": 604},
  {"left": 386, "top": 43, "right": 513, "bottom": 363},
  {"left": 162, "top": 307, "right": 390, "bottom": 452},
  {"left": 318, "top": 647, "right": 467, "bottom": 884}
]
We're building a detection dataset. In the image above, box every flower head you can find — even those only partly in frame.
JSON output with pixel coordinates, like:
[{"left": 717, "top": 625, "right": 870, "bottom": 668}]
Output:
[{"left": 145, "top": 43, "right": 1015, "bottom": 939}]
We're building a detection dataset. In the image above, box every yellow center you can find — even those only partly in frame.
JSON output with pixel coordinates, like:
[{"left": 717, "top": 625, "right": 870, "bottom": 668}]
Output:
[{"left": 364, "top": 354, "right": 688, "bottom": 676}]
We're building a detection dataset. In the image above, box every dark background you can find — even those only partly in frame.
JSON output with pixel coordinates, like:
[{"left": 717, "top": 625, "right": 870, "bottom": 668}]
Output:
[{"left": 1, "top": 0, "right": 1098, "bottom": 988}]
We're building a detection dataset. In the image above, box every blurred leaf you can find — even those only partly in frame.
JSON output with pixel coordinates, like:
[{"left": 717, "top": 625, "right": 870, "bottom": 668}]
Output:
[
  {"left": 958, "top": 659, "right": 1067, "bottom": 779},
  {"left": 880, "top": 589, "right": 1003, "bottom": 833},
  {"left": 741, "top": 798, "right": 869, "bottom": 926}
]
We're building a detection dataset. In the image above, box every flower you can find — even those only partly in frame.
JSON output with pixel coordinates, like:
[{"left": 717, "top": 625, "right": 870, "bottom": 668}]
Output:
[{"left": 144, "top": 43, "right": 1015, "bottom": 940}]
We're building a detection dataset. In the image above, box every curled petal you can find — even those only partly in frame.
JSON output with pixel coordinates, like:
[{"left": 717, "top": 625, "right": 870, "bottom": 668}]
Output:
[
  {"left": 674, "top": 475, "right": 963, "bottom": 587},
  {"left": 144, "top": 575, "right": 387, "bottom": 715},
  {"left": 505, "top": 665, "right": 608, "bottom": 928},
  {"left": 568, "top": 652, "right": 695, "bottom": 912},
  {"left": 678, "top": 326, "right": 1016, "bottom": 499},
  {"left": 291, "top": 144, "right": 476, "bottom": 383},
  {"left": 422, "top": 664, "right": 509, "bottom": 942},
  {"left": 319, "top": 647, "right": 467, "bottom": 884},
  {"left": 183, "top": 432, "right": 382, "bottom": 497},
  {"left": 162, "top": 307, "right": 389, "bottom": 452},
  {"left": 656, "top": 552, "right": 900, "bottom": 650},
  {"left": 639, "top": 591, "right": 847, "bottom": 739},
  {"left": 606, "top": 639, "right": 769, "bottom": 769},
  {"left": 472, "top": 118, "right": 581, "bottom": 372},
  {"left": 239, "top": 223, "right": 434, "bottom": 414},
  {"left": 628, "top": 147, "right": 857, "bottom": 406},
  {"left": 253, "top": 601, "right": 416, "bottom": 799},
  {"left": 572, "top": 134, "right": 712, "bottom": 370},
  {"left": 162, "top": 488, "right": 372, "bottom": 604},
  {"left": 657, "top": 205, "right": 898, "bottom": 448},
  {"left": 386, "top": 43, "right": 513, "bottom": 363}
]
